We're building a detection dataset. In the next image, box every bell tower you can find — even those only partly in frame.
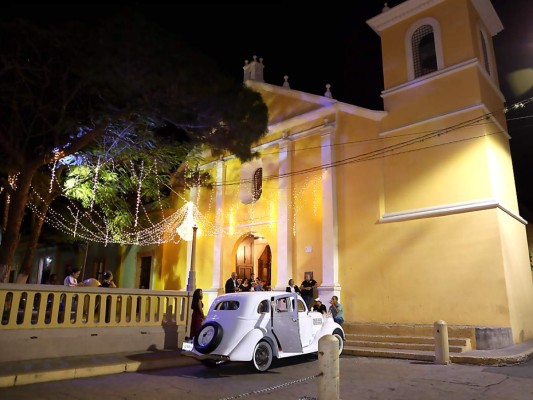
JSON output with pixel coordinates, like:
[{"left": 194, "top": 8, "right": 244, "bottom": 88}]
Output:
[
  {"left": 366, "top": 0, "right": 533, "bottom": 344},
  {"left": 367, "top": 0, "right": 504, "bottom": 131}
]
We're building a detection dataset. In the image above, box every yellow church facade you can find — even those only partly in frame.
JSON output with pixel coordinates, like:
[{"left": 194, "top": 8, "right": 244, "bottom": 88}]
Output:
[{"left": 148, "top": 0, "right": 533, "bottom": 346}]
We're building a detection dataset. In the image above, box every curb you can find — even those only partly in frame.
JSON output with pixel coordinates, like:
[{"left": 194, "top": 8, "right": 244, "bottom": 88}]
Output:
[{"left": 0, "top": 352, "right": 194, "bottom": 388}]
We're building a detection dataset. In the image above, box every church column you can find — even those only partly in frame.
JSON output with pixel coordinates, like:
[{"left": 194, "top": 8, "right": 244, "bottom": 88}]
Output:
[
  {"left": 206, "top": 160, "right": 225, "bottom": 305},
  {"left": 274, "top": 136, "right": 293, "bottom": 290},
  {"left": 320, "top": 124, "right": 341, "bottom": 300}
]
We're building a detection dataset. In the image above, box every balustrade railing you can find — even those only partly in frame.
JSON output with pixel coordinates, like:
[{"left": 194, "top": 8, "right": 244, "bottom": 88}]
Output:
[{"left": 0, "top": 283, "right": 190, "bottom": 330}]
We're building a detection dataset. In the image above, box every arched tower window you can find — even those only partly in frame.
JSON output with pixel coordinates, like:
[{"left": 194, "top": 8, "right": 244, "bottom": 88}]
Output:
[
  {"left": 405, "top": 18, "right": 444, "bottom": 81},
  {"left": 252, "top": 168, "right": 263, "bottom": 202},
  {"left": 412, "top": 25, "right": 437, "bottom": 78}
]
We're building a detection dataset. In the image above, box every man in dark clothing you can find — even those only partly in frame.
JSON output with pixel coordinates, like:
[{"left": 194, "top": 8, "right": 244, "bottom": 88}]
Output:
[
  {"left": 225, "top": 272, "right": 238, "bottom": 293},
  {"left": 312, "top": 298, "right": 327, "bottom": 314},
  {"left": 300, "top": 273, "right": 317, "bottom": 308}
]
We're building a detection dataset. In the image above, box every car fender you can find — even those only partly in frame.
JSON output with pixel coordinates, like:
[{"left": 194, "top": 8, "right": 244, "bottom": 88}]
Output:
[
  {"left": 308, "top": 320, "right": 344, "bottom": 348},
  {"left": 228, "top": 328, "right": 276, "bottom": 361}
]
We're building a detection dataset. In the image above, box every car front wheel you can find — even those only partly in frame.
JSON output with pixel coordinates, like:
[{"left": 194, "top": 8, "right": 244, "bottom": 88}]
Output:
[
  {"left": 252, "top": 340, "right": 273, "bottom": 372},
  {"left": 333, "top": 329, "right": 344, "bottom": 355}
]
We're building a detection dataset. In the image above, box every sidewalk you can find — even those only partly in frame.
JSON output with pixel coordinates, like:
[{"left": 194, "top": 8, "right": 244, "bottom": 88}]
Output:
[
  {"left": 0, "top": 349, "right": 195, "bottom": 388},
  {"left": 1, "top": 340, "right": 533, "bottom": 389}
]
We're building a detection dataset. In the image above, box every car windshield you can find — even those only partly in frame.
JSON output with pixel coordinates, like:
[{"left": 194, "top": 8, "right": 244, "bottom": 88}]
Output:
[{"left": 214, "top": 300, "right": 240, "bottom": 311}]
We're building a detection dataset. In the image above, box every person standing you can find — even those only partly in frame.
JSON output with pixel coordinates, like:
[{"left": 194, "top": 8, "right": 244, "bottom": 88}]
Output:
[
  {"left": 189, "top": 288, "right": 205, "bottom": 338},
  {"left": 253, "top": 278, "right": 263, "bottom": 291},
  {"left": 328, "top": 296, "right": 344, "bottom": 325},
  {"left": 286, "top": 279, "right": 301, "bottom": 294},
  {"left": 300, "top": 273, "right": 317, "bottom": 308},
  {"left": 64, "top": 268, "right": 81, "bottom": 287},
  {"left": 225, "top": 272, "right": 238, "bottom": 293},
  {"left": 101, "top": 271, "right": 117, "bottom": 288},
  {"left": 239, "top": 278, "right": 252, "bottom": 292}
]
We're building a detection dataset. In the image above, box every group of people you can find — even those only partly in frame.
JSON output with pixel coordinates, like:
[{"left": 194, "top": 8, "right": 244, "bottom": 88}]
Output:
[
  {"left": 286, "top": 275, "right": 344, "bottom": 325},
  {"left": 188, "top": 272, "right": 345, "bottom": 339},
  {"left": 224, "top": 272, "right": 271, "bottom": 293},
  {"left": 62, "top": 267, "right": 117, "bottom": 288}
]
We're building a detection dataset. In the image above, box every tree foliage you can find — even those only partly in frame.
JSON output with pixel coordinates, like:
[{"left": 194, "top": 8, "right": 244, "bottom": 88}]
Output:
[{"left": 0, "top": 9, "right": 268, "bottom": 272}]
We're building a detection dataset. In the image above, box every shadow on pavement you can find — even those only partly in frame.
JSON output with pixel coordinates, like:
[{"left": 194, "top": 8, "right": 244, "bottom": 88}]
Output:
[{"left": 139, "top": 353, "right": 318, "bottom": 379}]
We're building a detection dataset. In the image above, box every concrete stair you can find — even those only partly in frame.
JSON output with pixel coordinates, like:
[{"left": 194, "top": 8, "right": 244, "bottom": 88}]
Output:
[{"left": 342, "top": 322, "right": 476, "bottom": 362}]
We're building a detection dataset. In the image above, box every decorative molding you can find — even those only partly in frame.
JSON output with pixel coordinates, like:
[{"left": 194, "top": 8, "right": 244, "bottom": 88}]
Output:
[
  {"left": 382, "top": 58, "right": 478, "bottom": 97},
  {"left": 471, "top": 0, "right": 504, "bottom": 36},
  {"left": 336, "top": 102, "right": 387, "bottom": 121},
  {"left": 246, "top": 80, "right": 336, "bottom": 107},
  {"left": 379, "top": 198, "right": 527, "bottom": 225},
  {"left": 379, "top": 103, "right": 510, "bottom": 140},
  {"left": 367, "top": 0, "right": 445, "bottom": 36},
  {"left": 381, "top": 57, "right": 505, "bottom": 102},
  {"left": 379, "top": 103, "right": 484, "bottom": 136},
  {"left": 476, "top": 57, "right": 505, "bottom": 103}
]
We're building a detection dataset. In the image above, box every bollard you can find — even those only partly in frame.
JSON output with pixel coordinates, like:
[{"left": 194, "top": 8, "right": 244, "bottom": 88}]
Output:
[
  {"left": 318, "top": 335, "right": 340, "bottom": 400},
  {"left": 433, "top": 320, "right": 450, "bottom": 365}
]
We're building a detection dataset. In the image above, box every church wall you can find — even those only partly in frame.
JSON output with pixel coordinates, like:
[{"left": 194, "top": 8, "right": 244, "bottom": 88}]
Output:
[
  {"left": 291, "top": 135, "right": 323, "bottom": 286},
  {"left": 382, "top": 67, "right": 482, "bottom": 129},
  {"left": 498, "top": 210, "right": 533, "bottom": 342}
]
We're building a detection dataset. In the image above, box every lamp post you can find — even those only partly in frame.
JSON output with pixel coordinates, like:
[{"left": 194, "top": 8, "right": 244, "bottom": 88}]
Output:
[
  {"left": 186, "top": 225, "right": 198, "bottom": 292},
  {"left": 176, "top": 202, "right": 199, "bottom": 293}
]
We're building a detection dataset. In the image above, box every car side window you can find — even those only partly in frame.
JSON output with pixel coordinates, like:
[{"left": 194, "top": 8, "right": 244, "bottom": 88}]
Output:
[
  {"left": 276, "top": 298, "right": 288, "bottom": 312},
  {"left": 297, "top": 299, "right": 306, "bottom": 312},
  {"left": 257, "top": 300, "right": 270, "bottom": 313},
  {"left": 215, "top": 301, "right": 239, "bottom": 311}
]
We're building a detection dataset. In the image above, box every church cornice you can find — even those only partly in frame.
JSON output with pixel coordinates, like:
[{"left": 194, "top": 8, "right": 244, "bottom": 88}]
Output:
[
  {"left": 367, "top": 0, "right": 445, "bottom": 36},
  {"left": 379, "top": 198, "right": 526, "bottom": 225},
  {"left": 367, "top": 0, "right": 502, "bottom": 37},
  {"left": 245, "top": 80, "right": 336, "bottom": 107}
]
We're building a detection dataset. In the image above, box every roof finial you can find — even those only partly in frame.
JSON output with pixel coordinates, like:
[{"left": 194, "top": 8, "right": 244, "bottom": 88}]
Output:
[
  {"left": 283, "top": 75, "right": 290, "bottom": 89},
  {"left": 382, "top": 2, "right": 390, "bottom": 12},
  {"left": 243, "top": 56, "right": 265, "bottom": 83},
  {"left": 324, "top": 83, "right": 333, "bottom": 98}
]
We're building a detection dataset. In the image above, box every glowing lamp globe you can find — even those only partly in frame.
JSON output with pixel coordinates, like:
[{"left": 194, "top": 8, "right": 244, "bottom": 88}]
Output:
[{"left": 176, "top": 202, "right": 197, "bottom": 242}]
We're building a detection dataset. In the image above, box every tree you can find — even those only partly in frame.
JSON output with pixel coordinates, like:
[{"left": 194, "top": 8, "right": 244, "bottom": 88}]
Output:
[{"left": 0, "top": 11, "right": 268, "bottom": 278}]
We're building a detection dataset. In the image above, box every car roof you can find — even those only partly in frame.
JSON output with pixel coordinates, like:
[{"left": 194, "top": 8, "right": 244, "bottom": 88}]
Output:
[
  {"left": 209, "top": 291, "right": 303, "bottom": 314},
  {"left": 214, "top": 291, "right": 293, "bottom": 302}
]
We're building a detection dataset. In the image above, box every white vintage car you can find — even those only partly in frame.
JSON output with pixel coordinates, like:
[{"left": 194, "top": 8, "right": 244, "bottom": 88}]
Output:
[{"left": 182, "top": 291, "right": 344, "bottom": 372}]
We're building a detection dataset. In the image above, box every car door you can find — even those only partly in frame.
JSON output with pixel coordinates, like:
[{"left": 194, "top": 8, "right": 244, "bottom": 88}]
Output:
[{"left": 271, "top": 293, "right": 303, "bottom": 353}]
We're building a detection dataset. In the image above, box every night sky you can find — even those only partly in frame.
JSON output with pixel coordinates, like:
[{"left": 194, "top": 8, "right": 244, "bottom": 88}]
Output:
[{"left": 2, "top": 1, "right": 533, "bottom": 212}]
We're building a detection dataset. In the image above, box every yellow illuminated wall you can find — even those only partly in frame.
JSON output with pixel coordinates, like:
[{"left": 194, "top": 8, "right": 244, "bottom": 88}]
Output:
[{"left": 150, "top": 0, "right": 533, "bottom": 345}]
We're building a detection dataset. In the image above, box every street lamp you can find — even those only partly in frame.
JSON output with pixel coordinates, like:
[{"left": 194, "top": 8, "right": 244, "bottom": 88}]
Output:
[
  {"left": 176, "top": 202, "right": 198, "bottom": 292},
  {"left": 186, "top": 225, "right": 198, "bottom": 292}
]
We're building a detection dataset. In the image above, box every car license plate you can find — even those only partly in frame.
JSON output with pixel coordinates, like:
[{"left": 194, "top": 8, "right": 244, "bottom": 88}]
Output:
[{"left": 182, "top": 341, "right": 193, "bottom": 351}]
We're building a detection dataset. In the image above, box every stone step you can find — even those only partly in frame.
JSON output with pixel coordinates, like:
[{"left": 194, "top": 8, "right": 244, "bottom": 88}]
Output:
[
  {"left": 345, "top": 334, "right": 471, "bottom": 348},
  {"left": 343, "top": 346, "right": 436, "bottom": 362},
  {"left": 344, "top": 339, "right": 468, "bottom": 353},
  {"left": 342, "top": 322, "right": 476, "bottom": 343}
]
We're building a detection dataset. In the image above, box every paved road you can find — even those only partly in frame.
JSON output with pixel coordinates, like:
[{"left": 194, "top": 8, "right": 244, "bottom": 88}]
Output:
[{"left": 1, "top": 354, "right": 533, "bottom": 400}]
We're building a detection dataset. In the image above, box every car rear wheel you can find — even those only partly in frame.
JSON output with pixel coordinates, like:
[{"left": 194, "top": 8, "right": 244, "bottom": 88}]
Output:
[
  {"left": 252, "top": 340, "right": 273, "bottom": 372},
  {"left": 194, "top": 322, "right": 223, "bottom": 354},
  {"left": 333, "top": 329, "right": 344, "bottom": 355}
]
